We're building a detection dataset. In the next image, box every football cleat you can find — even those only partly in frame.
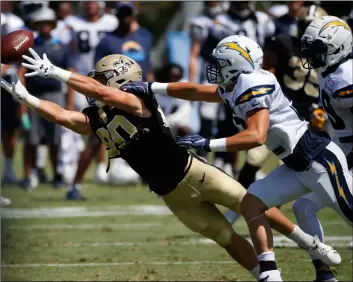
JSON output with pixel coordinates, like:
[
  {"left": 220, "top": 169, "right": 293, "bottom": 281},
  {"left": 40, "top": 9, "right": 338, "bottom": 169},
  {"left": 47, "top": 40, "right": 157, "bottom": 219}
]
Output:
[{"left": 305, "top": 236, "right": 341, "bottom": 266}]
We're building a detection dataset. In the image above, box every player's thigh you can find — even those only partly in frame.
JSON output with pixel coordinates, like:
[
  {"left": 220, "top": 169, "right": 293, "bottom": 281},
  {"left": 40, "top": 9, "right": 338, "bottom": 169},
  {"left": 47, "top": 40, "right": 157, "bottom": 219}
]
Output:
[
  {"left": 300, "top": 142, "right": 353, "bottom": 226},
  {"left": 247, "top": 164, "right": 310, "bottom": 208},
  {"left": 246, "top": 145, "right": 272, "bottom": 167},
  {"left": 183, "top": 155, "right": 246, "bottom": 213},
  {"left": 163, "top": 188, "right": 234, "bottom": 247}
]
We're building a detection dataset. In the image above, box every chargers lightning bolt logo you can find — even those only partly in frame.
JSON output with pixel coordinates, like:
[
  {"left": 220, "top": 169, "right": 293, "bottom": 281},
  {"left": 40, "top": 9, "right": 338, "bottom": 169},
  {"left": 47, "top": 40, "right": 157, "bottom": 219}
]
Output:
[
  {"left": 218, "top": 42, "right": 254, "bottom": 69},
  {"left": 326, "top": 160, "right": 349, "bottom": 205},
  {"left": 319, "top": 21, "right": 352, "bottom": 35}
]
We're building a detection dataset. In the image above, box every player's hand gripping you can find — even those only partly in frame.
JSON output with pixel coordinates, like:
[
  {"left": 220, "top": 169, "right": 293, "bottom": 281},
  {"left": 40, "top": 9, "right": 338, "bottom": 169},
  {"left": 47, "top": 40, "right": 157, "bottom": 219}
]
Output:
[
  {"left": 121, "top": 81, "right": 153, "bottom": 96},
  {"left": 176, "top": 134, "right": 211, "bottom": 152},
  {"left": 22, "top": 48, "right": 71, "bottom": 82},
  {"left": 1, "top": 75, "right": 30, "bottom": 103}
]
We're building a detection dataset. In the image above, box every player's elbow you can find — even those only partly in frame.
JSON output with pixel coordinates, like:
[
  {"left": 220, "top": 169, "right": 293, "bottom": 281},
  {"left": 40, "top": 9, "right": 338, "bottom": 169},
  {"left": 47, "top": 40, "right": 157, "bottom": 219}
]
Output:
[{"left": 255, "top": 133, "right": 267, "bottom": 146}]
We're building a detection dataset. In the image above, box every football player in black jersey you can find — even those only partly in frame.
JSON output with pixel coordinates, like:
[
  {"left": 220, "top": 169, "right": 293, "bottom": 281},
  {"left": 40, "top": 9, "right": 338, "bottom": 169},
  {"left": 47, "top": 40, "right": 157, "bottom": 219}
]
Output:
[
  {"left": 6, "top": 49, "right": 340, "bottom": 281},
  {"left": 4, "top": 52, "right": 261, "bottom": 278}
]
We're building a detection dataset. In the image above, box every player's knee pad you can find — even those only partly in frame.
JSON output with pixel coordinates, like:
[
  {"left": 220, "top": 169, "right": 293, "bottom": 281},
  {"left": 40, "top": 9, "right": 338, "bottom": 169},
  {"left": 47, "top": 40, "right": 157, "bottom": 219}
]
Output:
[
  {"left": 199, "top": 221, "right": 233, "bottom": 248},
  {"left": 292, "top": 197, "right": 320, "bottom": 219},
  {"left": 246, "top": 145, "right": 270, "bottom": 167}
]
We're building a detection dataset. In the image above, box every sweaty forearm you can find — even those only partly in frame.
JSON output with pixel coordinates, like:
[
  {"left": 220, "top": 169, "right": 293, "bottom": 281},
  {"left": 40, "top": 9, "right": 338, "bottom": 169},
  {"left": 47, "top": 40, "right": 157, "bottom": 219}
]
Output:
[
  {"left": 209, "top": 130, "right": 266, "bottom": 152},
  {"left": 225, "top": 130, "right": 266, "bottom": 151},
  {"left": 66, "top": 72, "right": 104, "bottom": 101},
  {"left": 152, "top": 82, "right": 220, "bottom": 102}
]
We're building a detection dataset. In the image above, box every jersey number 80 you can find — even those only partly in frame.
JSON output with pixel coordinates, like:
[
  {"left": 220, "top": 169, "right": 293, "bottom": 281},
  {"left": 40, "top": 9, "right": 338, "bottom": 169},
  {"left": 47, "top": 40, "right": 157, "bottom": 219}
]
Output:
[{"left": 96, "top": 115, "right": 138, "bottom": 158}]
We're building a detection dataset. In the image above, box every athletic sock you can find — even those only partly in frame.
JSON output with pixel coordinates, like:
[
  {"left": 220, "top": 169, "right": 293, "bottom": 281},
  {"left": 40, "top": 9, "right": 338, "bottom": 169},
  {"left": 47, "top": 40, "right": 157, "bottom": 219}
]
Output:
[
  {"left": 258, "top": 252, "right": 282, "bottom": 281},
  {"left": 287, "top": 225, "right": 316, "bottom": 249}
]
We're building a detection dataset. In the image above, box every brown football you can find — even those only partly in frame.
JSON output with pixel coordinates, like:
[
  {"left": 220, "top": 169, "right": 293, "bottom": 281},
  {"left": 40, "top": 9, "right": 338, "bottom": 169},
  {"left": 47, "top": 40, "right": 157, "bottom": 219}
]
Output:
[{"left": 1, "top": 30, "right": 34, "bottom": 65}]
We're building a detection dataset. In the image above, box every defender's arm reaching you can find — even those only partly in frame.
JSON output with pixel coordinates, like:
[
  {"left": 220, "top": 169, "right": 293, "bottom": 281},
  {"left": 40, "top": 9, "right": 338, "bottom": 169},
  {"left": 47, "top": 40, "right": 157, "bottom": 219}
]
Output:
[
  {"left": 121, "top": 81, "right": 223, "bottom": 103},
  {"left": 21, "top": 48, "right": 151, "bottom": 118},
  {"left": 176, "top": 108, "right": 269, "bottom": 152},
  {"left": 0, "top": 76, "right": 91, "bottom": 135}
]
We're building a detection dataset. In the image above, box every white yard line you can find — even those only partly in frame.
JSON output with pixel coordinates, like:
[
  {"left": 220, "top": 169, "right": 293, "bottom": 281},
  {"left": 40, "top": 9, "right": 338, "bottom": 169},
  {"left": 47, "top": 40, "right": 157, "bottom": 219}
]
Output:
[
  {"left": 2, "top": 261, "right": 234, "bottom": 268},
  {"left": 7, "top": 223, "right": 162, "bottom": 230},
  {"left": 0, "top": 205, "right": 172, "bottom": 219},
  {"left": 64, "top": 236, "right": 353, "bottom": 248}
]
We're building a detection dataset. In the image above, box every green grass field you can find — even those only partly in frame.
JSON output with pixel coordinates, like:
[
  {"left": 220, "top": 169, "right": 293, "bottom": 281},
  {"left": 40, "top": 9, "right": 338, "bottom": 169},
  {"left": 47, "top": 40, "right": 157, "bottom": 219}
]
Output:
[{"left": 1, "top": 147, "right": 352, "bottom": 281}]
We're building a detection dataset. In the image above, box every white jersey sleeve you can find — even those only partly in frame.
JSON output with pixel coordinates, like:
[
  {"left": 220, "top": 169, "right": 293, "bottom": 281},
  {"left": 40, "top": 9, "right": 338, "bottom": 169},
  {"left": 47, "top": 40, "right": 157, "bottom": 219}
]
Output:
[
  {"left": 218, "top": 70, "right": 308, "bottom": 159},
  {"left": 319, "top": 59, "right": 353, "bottom": 155}
]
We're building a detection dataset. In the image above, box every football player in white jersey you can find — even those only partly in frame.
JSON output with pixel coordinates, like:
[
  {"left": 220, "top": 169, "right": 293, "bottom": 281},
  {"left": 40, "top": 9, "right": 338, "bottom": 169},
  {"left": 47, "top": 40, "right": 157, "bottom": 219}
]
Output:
[
  {"left": 122, "top": 35, "right": 352, "bottom": 281},
  {"left": 212, "top": 2, "right": 278, "bottom": 224},
  {"left": 289, "top": 15, "right": 353, "bottom": 282}
]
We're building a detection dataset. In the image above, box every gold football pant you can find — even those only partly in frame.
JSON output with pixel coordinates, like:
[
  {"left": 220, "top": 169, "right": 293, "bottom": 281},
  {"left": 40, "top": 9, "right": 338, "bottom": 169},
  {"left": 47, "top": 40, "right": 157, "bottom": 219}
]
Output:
[{"left": 162, "top": 154, "right": 246, "bottom": 247}]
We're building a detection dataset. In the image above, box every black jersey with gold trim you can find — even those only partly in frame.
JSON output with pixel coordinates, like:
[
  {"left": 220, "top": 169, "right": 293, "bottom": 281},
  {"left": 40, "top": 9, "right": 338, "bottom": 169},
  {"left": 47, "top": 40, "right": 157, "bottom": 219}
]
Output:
[{"left": 82, "top": 92, "right": 189, "bottom": 196}]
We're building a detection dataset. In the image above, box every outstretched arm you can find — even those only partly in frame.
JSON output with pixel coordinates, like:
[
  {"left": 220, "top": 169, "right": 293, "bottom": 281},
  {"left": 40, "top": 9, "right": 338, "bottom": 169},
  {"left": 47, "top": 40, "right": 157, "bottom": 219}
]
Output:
[
  {"left": 22, "top": 49, "right": 151, "bottom": 117},
  {"left": 163, "top": 82, "right": 223, "bottom": 103},
  {"left": 176, "top": 108, "right": 269, "bottom": 152},
  {"left": 121, "top": 81, "right": 224, "bottom": 103},
  {"left": 1, "top": 76, "right": 91, "bottom": 135}
]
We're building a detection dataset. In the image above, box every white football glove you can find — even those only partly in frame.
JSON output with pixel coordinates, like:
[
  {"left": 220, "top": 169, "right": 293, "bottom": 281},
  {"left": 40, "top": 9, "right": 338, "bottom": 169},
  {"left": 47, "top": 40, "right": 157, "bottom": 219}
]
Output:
[
  {"left": 22, "top": 48, "right": 71, "bottom": 82},
  {"left": 1, "top": 75, "right": 39, "bottom": 108},
  {"left": 22, "top": 48, "right": 55, "bottom": 78}
]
